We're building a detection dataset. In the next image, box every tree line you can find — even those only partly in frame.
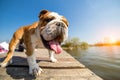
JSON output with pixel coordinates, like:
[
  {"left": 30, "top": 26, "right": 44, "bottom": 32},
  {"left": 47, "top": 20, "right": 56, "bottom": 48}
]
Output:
[{"left": 62, "top": 37, "right": 89, "bottom": 50}]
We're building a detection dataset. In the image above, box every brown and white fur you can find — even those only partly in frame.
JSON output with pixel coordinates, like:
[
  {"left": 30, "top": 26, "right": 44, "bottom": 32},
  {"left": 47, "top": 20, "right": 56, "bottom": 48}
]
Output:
[{"left": 0, "top": 10, "right": 68, "bottom": 76}]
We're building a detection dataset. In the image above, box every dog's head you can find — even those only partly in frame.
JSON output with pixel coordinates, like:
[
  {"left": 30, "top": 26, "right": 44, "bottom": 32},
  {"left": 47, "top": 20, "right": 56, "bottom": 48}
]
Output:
[
  {"left": 38, "top": 10, "right": 69, "bottom": 42},
  {"left": 38, "top": 10, "right": 69, "bottom": 53}
]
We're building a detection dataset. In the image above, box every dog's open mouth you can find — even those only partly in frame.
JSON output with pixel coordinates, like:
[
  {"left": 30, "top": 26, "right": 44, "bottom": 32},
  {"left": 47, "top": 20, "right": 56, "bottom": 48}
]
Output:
[{"left": 41, "top": 35, "right": 62, "bottom": 54}]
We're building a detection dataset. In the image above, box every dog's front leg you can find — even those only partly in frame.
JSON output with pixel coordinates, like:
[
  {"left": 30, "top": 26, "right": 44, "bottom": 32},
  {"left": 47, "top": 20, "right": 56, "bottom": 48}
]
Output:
[
  {"left": 27, "top": 52, "right": 42, "bottom": 76},
  {"left": 49, "top": 50, "right": 57, "bottom": 63}
]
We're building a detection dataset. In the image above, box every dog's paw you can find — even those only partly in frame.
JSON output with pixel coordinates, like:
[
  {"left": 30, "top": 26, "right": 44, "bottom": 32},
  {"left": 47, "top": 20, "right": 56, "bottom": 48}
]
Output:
[
  {"left": 51, "top": 58, "right": 58, "bottom": 63},
  {"left": 0, "top": 60, "right": 12, "bottom": 68},
  {"left": 29, "top": 64, "right": 43, "bottom": 76},
  {"left": 0, "top": 62, "right": 8, "bottom": 68}
]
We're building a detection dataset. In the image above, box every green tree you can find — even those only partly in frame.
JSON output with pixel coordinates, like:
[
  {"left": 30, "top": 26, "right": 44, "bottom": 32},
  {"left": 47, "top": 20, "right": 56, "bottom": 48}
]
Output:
[
  {"left": 70, "top": 37, "right": 80, "bottom": 48},
  {"left": 80, "top": 42, "right": 89, "bottom": 49}
]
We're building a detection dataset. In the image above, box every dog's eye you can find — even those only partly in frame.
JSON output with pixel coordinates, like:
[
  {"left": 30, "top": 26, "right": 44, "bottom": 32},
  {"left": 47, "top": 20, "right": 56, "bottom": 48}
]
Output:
[
  {"left": 45, "top": 18, "right": 54, "bottom": 22},
  {"left": 45, "top": 19, "right": 52, "bottom": 22}
]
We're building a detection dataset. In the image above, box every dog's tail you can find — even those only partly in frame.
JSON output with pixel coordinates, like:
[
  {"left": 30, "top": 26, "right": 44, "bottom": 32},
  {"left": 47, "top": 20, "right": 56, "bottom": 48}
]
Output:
[{"left": 0, "top": 27, "right": 24, "bottom": 67}]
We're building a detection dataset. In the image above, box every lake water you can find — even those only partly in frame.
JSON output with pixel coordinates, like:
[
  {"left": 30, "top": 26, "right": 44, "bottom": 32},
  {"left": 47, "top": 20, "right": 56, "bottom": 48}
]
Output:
[{"left": 66, "top": 46, "right": 120, "bottom": 80}]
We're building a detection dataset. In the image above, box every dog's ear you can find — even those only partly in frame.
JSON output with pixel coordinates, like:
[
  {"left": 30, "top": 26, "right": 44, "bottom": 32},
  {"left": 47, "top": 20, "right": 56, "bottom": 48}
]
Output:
[
  {"left": 38, "top": 10, "right": 49, "bottom": 18},
  {"left": 62, "top": 16, "right": 69, "bottom": 27}
]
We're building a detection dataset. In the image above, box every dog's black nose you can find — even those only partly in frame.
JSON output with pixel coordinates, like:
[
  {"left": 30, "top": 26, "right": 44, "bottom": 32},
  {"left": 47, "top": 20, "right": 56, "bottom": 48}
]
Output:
[
  {"left": 56, "top": 22, "right": 61, "bottom": 26},
  {"left": 56, "top": 22, "right": 66, "bottom": 28}
]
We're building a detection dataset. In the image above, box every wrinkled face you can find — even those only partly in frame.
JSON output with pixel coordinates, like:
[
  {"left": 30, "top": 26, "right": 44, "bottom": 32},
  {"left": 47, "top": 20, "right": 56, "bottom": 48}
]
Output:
[{"left": 39, "top": 10, "right": 69, "bottom": 43}]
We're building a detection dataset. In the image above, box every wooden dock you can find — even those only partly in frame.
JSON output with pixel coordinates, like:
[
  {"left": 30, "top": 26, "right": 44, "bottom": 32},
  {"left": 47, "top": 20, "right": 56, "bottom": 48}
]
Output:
[{"left": 0, "top": 49, "right": 103, "bottom": 80}]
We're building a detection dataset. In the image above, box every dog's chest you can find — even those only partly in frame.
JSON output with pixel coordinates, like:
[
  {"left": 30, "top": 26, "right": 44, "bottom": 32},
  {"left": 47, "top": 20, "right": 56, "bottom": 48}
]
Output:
[{"left": 31, "top": 32, "right": 45, "bottom": 49}]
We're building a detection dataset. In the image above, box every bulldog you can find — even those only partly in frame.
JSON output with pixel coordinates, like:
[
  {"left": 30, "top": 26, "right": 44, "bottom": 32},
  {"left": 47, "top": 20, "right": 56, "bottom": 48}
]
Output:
[{"left": 0, "top": 10, "right": 68, "bottom": 76}]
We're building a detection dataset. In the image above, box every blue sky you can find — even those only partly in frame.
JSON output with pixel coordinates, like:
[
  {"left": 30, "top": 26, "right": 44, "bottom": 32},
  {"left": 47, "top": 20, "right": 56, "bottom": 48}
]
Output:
[{"left": 0, "top": 0, "right": 120, "bottom": 44}]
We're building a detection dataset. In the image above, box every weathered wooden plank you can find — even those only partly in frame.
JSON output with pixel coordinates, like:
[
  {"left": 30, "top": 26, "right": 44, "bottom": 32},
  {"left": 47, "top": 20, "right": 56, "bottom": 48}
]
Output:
[
  {"left": 0, "top": 67, "right": 102, "bottom": 80},
  {"left": 0, "top": 49, "right": 85, "bottom": 68},
  {"left": 0, "top": 49, "right": 103, "bottom": 80}
]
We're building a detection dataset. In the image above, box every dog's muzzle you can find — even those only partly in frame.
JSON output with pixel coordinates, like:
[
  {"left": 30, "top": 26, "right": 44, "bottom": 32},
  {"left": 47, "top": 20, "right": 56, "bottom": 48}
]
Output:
[{"left": 41, "top": 21, "right": 68, "bottom": 42}]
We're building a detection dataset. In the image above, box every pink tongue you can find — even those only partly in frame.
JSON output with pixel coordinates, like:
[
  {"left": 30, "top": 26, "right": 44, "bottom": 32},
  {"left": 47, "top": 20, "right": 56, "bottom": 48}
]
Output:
[{"left": 49, "top": 40, "right": 62, "bottom": 54}]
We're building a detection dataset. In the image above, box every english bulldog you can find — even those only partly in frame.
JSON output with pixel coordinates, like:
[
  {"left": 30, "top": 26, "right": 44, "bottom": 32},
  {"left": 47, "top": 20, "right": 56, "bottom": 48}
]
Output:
[{"left": 0, "top": 10, "right": 68, "bottom": 76}]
